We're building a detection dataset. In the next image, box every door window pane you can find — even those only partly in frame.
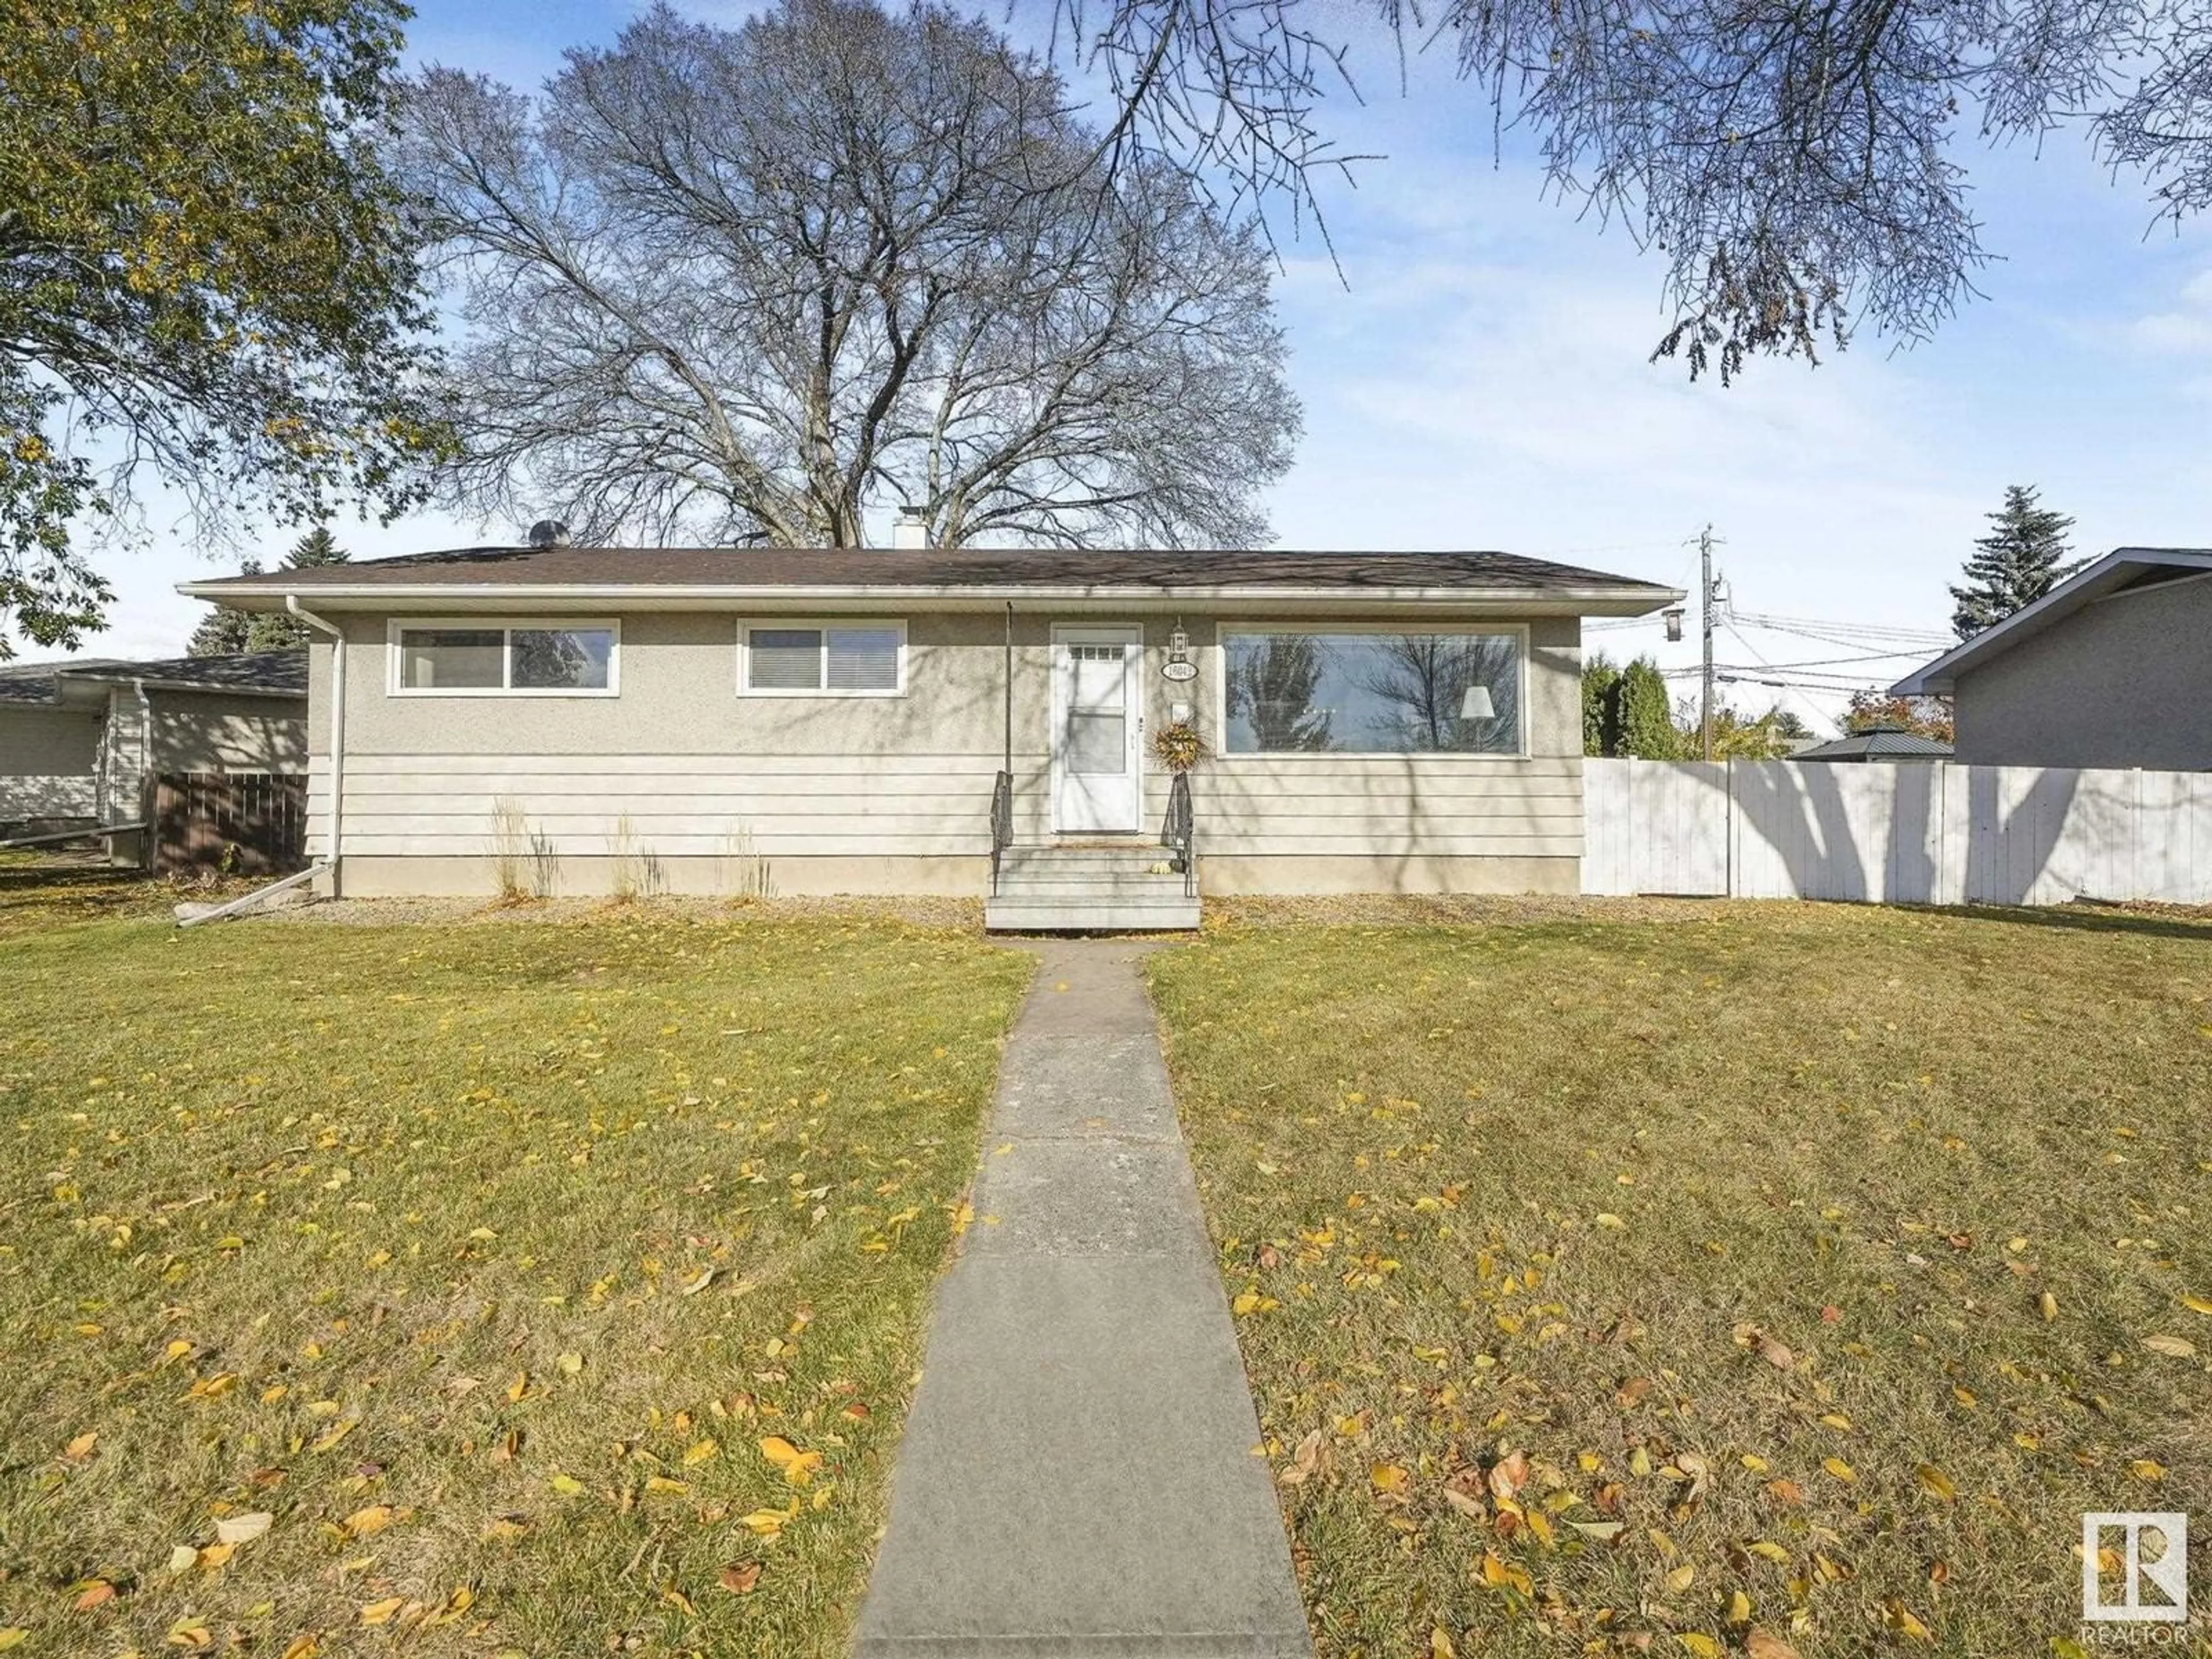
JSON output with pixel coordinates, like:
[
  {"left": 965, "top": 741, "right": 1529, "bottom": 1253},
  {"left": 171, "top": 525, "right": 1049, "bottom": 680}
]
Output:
[
  {"left": 748, "top": 628, "right": 823, "bottom": 690},
  {"left": 1066, "top": 710, "right": 1126, "bottom": 774},
  {"left": 1223, "top": 631, "right": 1522, "bottom": 753},
  {"left": 399, "top": 628, "right": 504, "bottom": 690},
  {"left": 512, "top": 628, "right": 614, "bottom": 690}
]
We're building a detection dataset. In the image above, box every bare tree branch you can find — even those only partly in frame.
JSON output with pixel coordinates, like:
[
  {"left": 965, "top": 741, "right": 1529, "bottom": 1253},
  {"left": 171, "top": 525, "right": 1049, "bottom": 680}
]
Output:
[{"left": 401, "top": 0, "right": 1298, "bottom": 548}]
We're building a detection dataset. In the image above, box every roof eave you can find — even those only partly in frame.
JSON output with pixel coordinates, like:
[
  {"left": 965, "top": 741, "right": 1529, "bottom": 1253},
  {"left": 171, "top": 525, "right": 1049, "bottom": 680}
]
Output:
[
  {"left": 174, "top": 579, "right": 1685, "bottom": 618},
  {"left": 1891, "top": 547, "right": 2212, "bottom": 696},
  {"left": 53, "top": 672, "right": 306, "bottom": 699}
]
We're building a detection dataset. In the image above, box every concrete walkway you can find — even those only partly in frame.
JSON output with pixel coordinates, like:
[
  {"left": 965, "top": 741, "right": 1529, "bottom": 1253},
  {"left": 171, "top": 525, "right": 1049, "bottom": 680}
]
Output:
[{"left": 855, "top": 940, "right": 1312, "bottom": 1659}]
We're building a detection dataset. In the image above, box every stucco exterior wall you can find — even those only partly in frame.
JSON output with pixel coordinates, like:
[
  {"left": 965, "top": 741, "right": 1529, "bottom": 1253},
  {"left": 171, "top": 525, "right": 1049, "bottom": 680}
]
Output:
[
  {"left": 1952, "top": 574, "right": 2212, "bottom": 770},
  {"left": 145, "top": 689, "right": 309, "bottom": 773},
  {"left": 0, "top": 705, "right": 102, "bottom": 825},
  {"left": 307, "top": 607, "right": 1587, "bottom": 896}
]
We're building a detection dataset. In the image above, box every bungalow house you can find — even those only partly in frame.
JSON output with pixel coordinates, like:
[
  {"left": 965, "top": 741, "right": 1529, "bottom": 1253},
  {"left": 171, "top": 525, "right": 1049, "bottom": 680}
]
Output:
[
  {"left": 1893, "top": 547, "right": 2212, "bottom": 770},
  {"left": 177, "top": 544, "right": 1681, "bottom": 927},
  {"left": 0, "top": 651, "right": 308, "bottom": 860}
]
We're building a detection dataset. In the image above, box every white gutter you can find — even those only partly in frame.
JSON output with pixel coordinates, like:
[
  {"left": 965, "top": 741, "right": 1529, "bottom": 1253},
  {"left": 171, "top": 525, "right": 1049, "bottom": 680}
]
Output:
[
  {"left": 286, "top": 596, "right": 346, "bottom": 887},
  {"left": 180, "top": 579, "right": 1684, "bottom": 613}
]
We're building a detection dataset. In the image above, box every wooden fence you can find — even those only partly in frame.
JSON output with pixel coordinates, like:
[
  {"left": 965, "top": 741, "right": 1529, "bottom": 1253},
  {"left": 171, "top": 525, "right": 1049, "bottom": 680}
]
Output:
[
  {"left": 1583, "top": 759, "right": 2212, "bottom": 906},
  {"left": 151, "top": 772, "right": 308, "bottom": 875}
]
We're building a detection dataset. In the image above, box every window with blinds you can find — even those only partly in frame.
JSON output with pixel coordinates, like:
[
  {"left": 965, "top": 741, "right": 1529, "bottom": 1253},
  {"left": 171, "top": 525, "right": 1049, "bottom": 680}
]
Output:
[
  {"left": 740, "top": 622, "right": 905, "bottom": 695},
  {"left": 392, "top": 623, "right": 618, "bottom": 695}
]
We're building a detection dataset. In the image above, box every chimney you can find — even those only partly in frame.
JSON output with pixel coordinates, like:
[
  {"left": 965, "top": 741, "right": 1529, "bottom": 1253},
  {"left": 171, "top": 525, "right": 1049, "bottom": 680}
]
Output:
[
  {"left": 891, "top": 510, "right": 929, "bottom": 550},
  {"left": 527, "top": 518, "right": 571, "bottom": 548}
]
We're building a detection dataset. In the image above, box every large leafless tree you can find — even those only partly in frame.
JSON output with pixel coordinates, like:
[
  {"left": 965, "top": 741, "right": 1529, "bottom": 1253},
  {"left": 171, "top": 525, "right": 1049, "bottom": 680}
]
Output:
[
  {"left": 1059, "top": 0, "right": 2212, "bottom": 381},
  {"left": 400, "top": 0, "right": 1297, "bottom": 548}
]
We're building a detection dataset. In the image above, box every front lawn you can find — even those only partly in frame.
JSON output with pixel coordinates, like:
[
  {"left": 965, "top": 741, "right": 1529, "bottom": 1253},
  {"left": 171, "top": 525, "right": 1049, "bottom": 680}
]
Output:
[
  {"left": 0, "top": 897, "right": 1032, "bottom": 1656},
  {"left": 1149, "top": 903, "right": 2212, "bottom": 1657},
  {"left": 0, "top": 850, "right": 176, "bottom": 940}
]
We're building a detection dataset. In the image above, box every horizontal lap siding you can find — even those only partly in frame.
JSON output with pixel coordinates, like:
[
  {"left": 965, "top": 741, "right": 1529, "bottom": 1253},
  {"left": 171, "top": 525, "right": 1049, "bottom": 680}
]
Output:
[
  {"left": 0, "top": 775, "right": 98, "bottom": 820},
  {"left": 1195, "top": 756, "right": 1582, "bottom": 858},
  {"left": 309, "top": 752, "right": 1008, "bottom": 859}
]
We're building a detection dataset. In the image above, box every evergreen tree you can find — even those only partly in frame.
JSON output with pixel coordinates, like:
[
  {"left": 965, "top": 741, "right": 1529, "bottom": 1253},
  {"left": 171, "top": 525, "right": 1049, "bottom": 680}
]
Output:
[
  {"left": 187, "top": 529, "right": 349, "bottom": 656},
  {"left": 187, "top": 558, "right": 261, "bottom": 655},
  {"left": 1582, "top": 653, "right": 1623, "bottom": 756},
  {"left": 1616, "top": 657, "right": 1683, "bottom": 759},
  {"left": 1950, "top": 485, "right": 2080, "bottom": 640},
  {"left": 1581, "top": 654, "right": 1685, "bottom": 758}
]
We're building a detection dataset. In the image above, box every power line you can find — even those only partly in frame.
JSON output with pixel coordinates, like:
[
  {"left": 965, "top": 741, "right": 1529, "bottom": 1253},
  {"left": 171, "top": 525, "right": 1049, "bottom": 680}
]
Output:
[
  {"left": 1719, "top": 623, "right": 1847, "bottom": 732},
  {"left": 1730, "top": 611, "right": 1951, "bottom": 646}
]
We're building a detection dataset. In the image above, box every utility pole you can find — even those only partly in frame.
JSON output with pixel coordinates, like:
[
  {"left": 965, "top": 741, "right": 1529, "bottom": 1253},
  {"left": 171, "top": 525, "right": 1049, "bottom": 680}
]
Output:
[{"left": 1698, "top": 524, "right": 1721, "bottom": 762}]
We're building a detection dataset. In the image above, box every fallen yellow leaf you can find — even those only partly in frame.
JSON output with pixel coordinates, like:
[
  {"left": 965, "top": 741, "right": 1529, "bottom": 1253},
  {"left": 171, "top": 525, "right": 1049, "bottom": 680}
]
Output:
[
  {"left": 216, "top": 1511, "right": 272, "bottom": 1545},
  {"left": 341, "top": 1505, "right": 393, "bottom": 1539},
  {"left": 759, "top": 1435, "right": 823, "bottom": 1485}
]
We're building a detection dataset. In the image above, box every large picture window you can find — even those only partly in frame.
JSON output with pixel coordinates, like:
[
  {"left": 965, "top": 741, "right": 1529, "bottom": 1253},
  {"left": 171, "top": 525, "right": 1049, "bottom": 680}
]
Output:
[
  {"left": 740, "top": 622, "right": 904, "bottom": 695},
  {"left": 392, "top": 622, "right": 617, "bottom": 695},
  {"left": 1223, "top": 628, "right": 1524, "bottom": 755}
]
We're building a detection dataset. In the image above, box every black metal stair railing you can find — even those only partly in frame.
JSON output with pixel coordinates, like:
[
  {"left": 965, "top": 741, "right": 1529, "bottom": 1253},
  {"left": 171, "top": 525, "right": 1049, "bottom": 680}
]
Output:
[
  {"left": 989, "top": 770, "right": 1014, "bottom": 896},
  {"left": 1161, "top": 772, "right": 1196, "bottom": 899}
]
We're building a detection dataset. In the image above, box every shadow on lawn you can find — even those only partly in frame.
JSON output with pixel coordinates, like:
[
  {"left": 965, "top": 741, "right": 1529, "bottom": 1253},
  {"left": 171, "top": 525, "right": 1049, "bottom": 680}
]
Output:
[
  {"left": 0, "top": 855, "right": 167, "bottom": 932},
  {"left": 1942, "top": 900, "right": 2212, "bottom": 942}
]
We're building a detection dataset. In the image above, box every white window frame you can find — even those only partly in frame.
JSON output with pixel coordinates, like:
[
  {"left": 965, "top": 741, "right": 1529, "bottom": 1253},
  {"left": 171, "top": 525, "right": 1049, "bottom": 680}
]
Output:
[
  {"left": 736, "top": 618, "right": 908, "bottom": 698},
  {"left": 1214, "top": 620, "right": 1532, "bottom": 760},
  {"left": 386, "top": 618, "right": 622, "bottom": 698}
]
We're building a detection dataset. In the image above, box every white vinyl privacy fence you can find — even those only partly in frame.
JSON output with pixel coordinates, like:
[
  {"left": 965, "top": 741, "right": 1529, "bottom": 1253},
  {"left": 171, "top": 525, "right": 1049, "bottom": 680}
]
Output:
[{"left": 1583, "top": 759, "right": 2212, "bottom": 906}]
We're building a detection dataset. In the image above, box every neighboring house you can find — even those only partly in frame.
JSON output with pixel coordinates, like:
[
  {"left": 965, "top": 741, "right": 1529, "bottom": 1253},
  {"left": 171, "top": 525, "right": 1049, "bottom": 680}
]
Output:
[
  {"left": 1790, "top": 724, "right": 1953, "bottom": 763},
  {"left": 0, "top": 652, "right": 309, "bottom": 851},
  {"left": 178, "top": 545, "right": 1680, "bottom": 925},
  {"left": 1894, "top": 547, "right": 2212, "bottom": 770}
]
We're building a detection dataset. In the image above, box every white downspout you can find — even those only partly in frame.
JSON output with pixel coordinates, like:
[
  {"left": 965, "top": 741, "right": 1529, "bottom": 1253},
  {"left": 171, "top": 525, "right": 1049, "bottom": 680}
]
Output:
[
  {"left": 131, "top": 679, "right": 151, "bottom": 868},
  {"left": 287, "top": 596, "right": 346, "bottom": 892}
]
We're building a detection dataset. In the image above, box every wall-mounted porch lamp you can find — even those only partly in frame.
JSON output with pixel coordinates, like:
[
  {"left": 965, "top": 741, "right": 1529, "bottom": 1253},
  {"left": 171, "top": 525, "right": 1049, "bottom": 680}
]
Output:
[
  {"left": 1162, "top": 618, "right": 1197, "bottom": 683},
  {"left": 1662, "top": 606, "right": 1686, "bottom": 642}
]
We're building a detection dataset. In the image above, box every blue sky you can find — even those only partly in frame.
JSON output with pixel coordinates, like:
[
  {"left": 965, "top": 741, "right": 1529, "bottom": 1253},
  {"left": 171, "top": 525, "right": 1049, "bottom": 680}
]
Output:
[{"left": 58, "top": 1, "right": 2212, "bottom": 732}]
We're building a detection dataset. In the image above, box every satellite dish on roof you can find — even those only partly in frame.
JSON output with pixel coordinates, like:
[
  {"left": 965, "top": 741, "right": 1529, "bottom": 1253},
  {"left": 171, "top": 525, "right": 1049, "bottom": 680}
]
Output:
[{"left": 527, "top": 519, "right": 570, "bottom": 548}]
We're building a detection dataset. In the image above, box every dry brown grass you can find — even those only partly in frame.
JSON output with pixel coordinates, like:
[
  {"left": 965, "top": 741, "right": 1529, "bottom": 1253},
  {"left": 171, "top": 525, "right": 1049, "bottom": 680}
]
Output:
[{"left": 1149, "top": 902, "right": 2212, "bottom": 1657}]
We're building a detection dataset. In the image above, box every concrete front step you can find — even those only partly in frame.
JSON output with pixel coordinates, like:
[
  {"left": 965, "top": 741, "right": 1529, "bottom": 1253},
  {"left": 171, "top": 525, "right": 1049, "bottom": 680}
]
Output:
[
  {"left": 988, "top": 843, "right": 1201, "bottom": 932},
  {"left": 994, "top": 875, "right": 1191, "bottom": 897},
  {"left": 984, "top": 897, "right": 1202, "bottom": 933},
  {"left": 999, "top": 847, "right": 1173, "bottom": 870}
]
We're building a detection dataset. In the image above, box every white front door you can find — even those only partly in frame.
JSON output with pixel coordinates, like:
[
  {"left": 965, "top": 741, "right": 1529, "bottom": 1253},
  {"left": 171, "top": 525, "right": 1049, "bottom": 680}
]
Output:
[{"left": 1052, "top": 623, "right": 1143, "bottom": 834}]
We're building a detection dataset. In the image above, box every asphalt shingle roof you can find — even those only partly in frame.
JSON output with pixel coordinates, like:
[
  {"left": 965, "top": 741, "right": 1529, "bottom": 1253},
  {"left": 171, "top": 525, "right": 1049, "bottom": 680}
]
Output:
[
  {"left": 181, "top": 544, "right": 1677, "bottom": 597},
  {"left": 0, "top": 651, "right": 306, "bottom": 702}
]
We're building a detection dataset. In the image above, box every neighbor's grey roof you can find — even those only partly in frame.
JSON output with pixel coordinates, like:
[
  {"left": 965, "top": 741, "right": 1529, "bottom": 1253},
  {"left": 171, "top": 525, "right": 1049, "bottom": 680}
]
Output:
[
  {"left": 177, "top": 544, "right": 1684, "bottom": 614},
  {"left": 0, "top": 657, "right": 134, "bottom": 705},
  {"left": 1793, "top": 728, "right": 1953, "bottom": 761},
  {"left": 1893, "top": 547, "right": 2212, "bottom": 695},
  {"left": 0, "top": 650, "right": 306, "bottom": 704},
  {"left": 52, "top": 650, "right": 308, "bottom": 697}
]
